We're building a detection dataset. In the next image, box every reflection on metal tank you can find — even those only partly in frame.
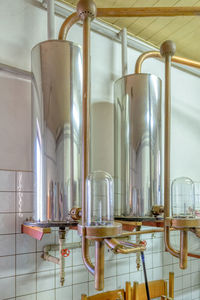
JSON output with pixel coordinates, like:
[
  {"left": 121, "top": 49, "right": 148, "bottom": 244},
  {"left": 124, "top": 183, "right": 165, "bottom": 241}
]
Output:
[
  {"left": 114, "top": 74, "right": 162, "bottom": 217},
  {"left": 31, "top": 40, "right": 82, "bottom": 225}
]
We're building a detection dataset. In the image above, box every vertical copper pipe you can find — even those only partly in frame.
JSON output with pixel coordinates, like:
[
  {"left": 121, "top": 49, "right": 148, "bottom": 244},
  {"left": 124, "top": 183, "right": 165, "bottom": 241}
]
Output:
[
  {"left": 95, "top": 241, "right": 104, "bottom": 290},
  {"left": 82, "top": 17, "right": 91, "bottom": 227},
  {"left": 169, "top": 272, "right": 174, "bottom": 298},
  {"left": 81, "top": 16, "right": 95, "bottom": 276},
  {"left": 161, "top": 42, "right": 181, "bottom": 259},
  {"left": 180, "top": 230, "right": 188, "bottom": 269}
]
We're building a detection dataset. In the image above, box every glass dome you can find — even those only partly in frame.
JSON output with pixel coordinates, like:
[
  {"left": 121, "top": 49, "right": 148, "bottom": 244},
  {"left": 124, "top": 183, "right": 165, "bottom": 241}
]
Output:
[
  {"left": 86, "top": 171, "right": 114, "bottom": 226},
  {"left": 171, "top": 177, "right": 195, "bottom": 218}
]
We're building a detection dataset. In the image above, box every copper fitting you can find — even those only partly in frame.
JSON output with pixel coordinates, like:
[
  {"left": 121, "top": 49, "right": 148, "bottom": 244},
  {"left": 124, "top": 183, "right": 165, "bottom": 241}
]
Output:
[
  {"left": 70, "top": 207, "right": 82, "bottom": 220},
  {"left": 152, "top": 205, "right": 164, "bottom": 216},
  {"left": 77, "top": 0, "right": 97, "bottom": 20},
  {"left": 104, "top": 238, "right": 146, "bottom": 254}
]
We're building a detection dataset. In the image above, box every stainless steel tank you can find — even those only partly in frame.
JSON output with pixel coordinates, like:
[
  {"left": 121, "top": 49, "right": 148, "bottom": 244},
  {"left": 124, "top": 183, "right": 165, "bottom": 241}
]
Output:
[
  {"left": 31, "top": 40, "right": 82, "bottom": 225},
  {"left": 114, "top": 73, "right": 162, "bottom": 217}
]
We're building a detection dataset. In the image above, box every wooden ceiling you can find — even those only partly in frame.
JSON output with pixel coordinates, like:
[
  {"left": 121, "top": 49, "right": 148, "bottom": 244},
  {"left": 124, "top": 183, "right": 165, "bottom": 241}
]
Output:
[{"left": 60, "top": 0, "right": 200, "bottom": 61}]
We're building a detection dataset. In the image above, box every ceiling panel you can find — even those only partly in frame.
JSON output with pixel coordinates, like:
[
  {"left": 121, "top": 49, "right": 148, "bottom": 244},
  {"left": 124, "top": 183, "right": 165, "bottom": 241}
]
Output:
[{"left": 60, "top": 0, "right": 200, "bottom": 61}]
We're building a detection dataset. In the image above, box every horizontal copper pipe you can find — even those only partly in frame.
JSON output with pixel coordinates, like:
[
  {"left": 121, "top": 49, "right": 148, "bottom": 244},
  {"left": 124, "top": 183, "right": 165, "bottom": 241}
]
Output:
[
  {"left": 58, "top": 12, "right": 79, "bottom": 40},
  {"left": 97, "top": 7, "right": 200, "bottom": 18},
  {"left": 135, "top": 51, "right": 200, "bottom": 74},
  {"left": 119, "top": 228, "right": 171, "bottom": 237}
]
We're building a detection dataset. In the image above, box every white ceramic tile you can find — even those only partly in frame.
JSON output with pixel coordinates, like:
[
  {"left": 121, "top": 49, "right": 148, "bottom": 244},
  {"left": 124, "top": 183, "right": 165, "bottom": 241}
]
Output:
[
  {"left": 105, "top": 246, "right": 116, "bottom": 261},
  {"left": 183, "top": 274, "right": 191, "bottom": 289},
  {"left": 152, "top": 237, "right": 164, "bottom": 253},
  {"left": 16, "top": 172, "right": 33, "bottom": 192},
  {"left": 174, "top": 291, "right": 183, "bottom": 300},
  {"left": 16, "top": 294, "right": 36, "bottom": 300},
  {"left": 105, "top": 259, "right": 116, "bottom": 278},
  {"left": 0, "top": 213, "right": 15, "bottom": 234},
  {"left": 73, "top": 282, "right": 88, "bottom": 300},
  {"left": 0, "top": 192, "right": 15, "bottom": 212},
  {"left": 163, "top": 251, "right": 173, "bottom": 265},
  {"left": 153, "top": 252, "right": 163, "bottom": 268},
  {"left": 116, "top": 257, "right": 129, "bottom": 275},
  {"left": 37, "top": 290, "right": 54, "bottom": 300},
  {"left": 104, "top": 276, "right": 116, "bottom": 292},
  {"left": 0, "top": 276, "right": 15, "bottom": 300},
  {"left": 192, "top": 285, "right": 200, "bottom": 299},
  {"left": 152, "top": 266, "right": 163, "bottom": 281},
  {"left": 130, "top": 271, "right": 142, "bottom": 283},
  {"left": 16, "top": 273, "right": 36, "bottom": 297},
  {"left": 37, "top": 231, "right": 55, "bottom": 251},
  {"left": 116, "top": 273, "right": 130, "bottom": 289},
  {"left": 0, "top": 234, "right": 15, "bottom": 256},
  {"left": 0, "top": 170, "right": 15, "bottom": 191},
  {"left": 129, "top": 256, "right": 139, "bottom": 273},
  {"left": 56, "top": 267, "right": 72, "bottom": 288},
  {"left": 37, "top": 252, "right": 55, "bottom": 272},
  {"left": 0, "top": 255, "right": 15, "bottom": 278},
  {"left": 16, "top": 233, "right": 36, "bottom": 254},
  {"left": 182, "top": 288, "right": 192, "bottom": 300},
  {"left": 191, "top": 271, "right": 200, "bottom": 287},
  {"left": 16, "top": 212, "right": 32, "bottom": 233},
  {"left": 73, "top": 265, "right": 89, "bottom": 284},
  {"left": 37, "top": 270, "right": 55, "bottom": 292},
  {"left": 163, "top": 264, "right": 173, "bottom": 280},
  {"left": 144, "top": 253, "right": 153, "bottom": 270},
  {"left": 73, "top": 247, "right": 84, "bottom": 266},
  {"left": 145, "top": 238, "right": 153, "bottom": 253},
  {"left": 56, "top": 286, "right": 72, "bottom": 300},
  {"left": 191, "top": 260, "right": 199, "bottom": 273},
  {"left": 175, "top": 276, "right": 183, "bottom": 291},
  {"left": 16, "top": 253, "right": 36, "bottom": 275},
  {"left": 173, "top": 263, "right": 183, "bottom": 277},
  {"left": 72, "top": 231, "right": 81, "bottom": 243},
  {"left": 16, "top": 192, "right": 33, "bottom": 212}
]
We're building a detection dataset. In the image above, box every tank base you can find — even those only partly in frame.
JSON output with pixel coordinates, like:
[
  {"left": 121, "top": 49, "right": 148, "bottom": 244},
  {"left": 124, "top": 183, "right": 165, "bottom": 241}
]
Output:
[{"left": 23, "top": 220, "right": 78, "bottom": 228}]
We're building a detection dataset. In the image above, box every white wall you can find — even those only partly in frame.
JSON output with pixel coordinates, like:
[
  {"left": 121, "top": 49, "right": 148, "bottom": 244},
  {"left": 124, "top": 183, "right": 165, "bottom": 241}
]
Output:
[{"left": 0, "top": 1, "right": 199, "bottom": 299}]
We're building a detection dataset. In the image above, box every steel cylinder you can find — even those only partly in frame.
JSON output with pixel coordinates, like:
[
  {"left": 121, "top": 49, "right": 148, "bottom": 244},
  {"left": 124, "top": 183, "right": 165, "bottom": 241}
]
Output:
[
  {"left": 31, "top": 40, "right": 82, "bottom": 224},
  {"left": 114, "top": 73, "right": 162, "bottom": 217}
]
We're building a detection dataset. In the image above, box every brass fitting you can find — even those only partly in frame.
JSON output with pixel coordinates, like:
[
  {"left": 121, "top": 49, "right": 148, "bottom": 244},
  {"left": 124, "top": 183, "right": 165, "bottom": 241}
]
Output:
[
  {"left": 160, "top": 40, "right": 176, "bottom": 57},
  {"left": 77, "top": 0, "right": 97, "bottom": 20},
  {"left": 70, "top": 207, "right": 82, "bottom": 220},
  {"left": 152, "top": 205, "right": 164, "bottom": 216}
]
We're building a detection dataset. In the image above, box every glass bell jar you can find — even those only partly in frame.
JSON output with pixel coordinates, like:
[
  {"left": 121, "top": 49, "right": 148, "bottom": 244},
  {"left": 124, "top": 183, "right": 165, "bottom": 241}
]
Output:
[
  {"left": 171, "top": 177, "right": 195, "bottom": 218},
  {"left": 86, "top": 171, "right": 114, "bottom": 226}
]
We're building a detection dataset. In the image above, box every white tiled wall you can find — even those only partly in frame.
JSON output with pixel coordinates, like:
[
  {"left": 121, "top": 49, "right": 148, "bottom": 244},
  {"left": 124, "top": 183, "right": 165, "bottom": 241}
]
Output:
[{"left": 0, "top": 170, "right": 199, "bottom": 300}]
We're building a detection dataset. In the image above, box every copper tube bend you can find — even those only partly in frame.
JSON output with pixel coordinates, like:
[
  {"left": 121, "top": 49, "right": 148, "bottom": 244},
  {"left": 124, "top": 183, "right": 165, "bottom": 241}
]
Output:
[{"left": 58, "top": 12, "right": 80, "bottom": 40}]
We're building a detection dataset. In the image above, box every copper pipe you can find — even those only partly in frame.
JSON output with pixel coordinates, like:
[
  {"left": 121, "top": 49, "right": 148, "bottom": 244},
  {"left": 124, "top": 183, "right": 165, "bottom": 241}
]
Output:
[
  {"left": 180, "top": 230, "right": 188, "bottom": 269},
  {"left": 161, "top": 42, "right": 181, "bottom": 260},
  {"left": 119, "top": 228, "right": 176, "bottom": 237},
  {"left": 165, "top": 226, "right": 179, "bottom": 258},
  {"left": 95, "top": 241, "right": 104, "bottom": 291},
  {"left": 135, "top": 51, "right": 200, "bottom": 74},
  {"left": 172, "top": 56, "right": 200, "bottom": 69},
  {"left": 135, "top": 51, "right": 161, "bottom": 73},
  {"left": 59, "top": 229, "right": 66, "bottom": 286},
  {"left": 82, "top": 235, "right": 95, "bottom": 275},
  {"left": 97, "top": 7, "right": 200, "bottom": 17},
  {"left": 188, "top": 252, "right": 200, "bottom": 259},
  {"left": 58, "top": 12, "right": 79, "bottom": 40},
  {"left": 104, "top": 238, "right": 146, "bottom": 254}
]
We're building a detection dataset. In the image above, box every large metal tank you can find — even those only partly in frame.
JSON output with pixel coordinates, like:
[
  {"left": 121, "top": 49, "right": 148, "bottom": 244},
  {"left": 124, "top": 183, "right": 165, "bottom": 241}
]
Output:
[
  {"left": 31, "top": 40, "right": 82, "bottom": 225},
  {"left": 114, "top": 73, "right": 162, "bottom": 217}
]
